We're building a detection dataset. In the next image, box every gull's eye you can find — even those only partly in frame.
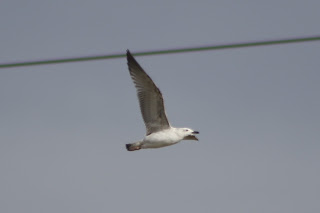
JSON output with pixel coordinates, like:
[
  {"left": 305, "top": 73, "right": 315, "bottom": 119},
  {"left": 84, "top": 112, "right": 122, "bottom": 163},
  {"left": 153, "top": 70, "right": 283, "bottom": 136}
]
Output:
[{"left": 184, "top": 129, "right": 188, "bottom": 132}]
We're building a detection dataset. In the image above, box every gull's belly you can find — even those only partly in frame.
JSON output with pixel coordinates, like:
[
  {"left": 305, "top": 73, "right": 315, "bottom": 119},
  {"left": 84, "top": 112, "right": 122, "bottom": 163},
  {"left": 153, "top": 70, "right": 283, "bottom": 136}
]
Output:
[{"left": 142, "top": 131, "right": 182, "bottom": 149}]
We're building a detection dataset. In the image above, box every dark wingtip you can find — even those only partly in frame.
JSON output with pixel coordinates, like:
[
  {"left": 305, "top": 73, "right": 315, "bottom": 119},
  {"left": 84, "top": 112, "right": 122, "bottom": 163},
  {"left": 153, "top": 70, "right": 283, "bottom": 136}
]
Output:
[
  {"left": 126, "top": 49, "right": 132, "bottom": 58},
  {"left": 126, "top": 50, "right": 135, "bottom": 62}
]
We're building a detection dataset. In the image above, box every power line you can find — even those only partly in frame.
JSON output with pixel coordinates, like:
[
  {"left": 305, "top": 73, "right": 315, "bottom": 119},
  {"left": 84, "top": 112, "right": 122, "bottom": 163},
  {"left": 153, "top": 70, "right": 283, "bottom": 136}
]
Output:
[{"left": 1, "top": 35, "right": 320, "bottom": 69}]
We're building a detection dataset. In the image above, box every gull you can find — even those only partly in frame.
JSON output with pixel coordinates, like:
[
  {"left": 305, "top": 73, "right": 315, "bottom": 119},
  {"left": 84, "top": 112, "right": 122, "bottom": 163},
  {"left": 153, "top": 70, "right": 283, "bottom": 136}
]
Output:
[{"left": 125, "top": 50, "right": 199, "bottom": 151}]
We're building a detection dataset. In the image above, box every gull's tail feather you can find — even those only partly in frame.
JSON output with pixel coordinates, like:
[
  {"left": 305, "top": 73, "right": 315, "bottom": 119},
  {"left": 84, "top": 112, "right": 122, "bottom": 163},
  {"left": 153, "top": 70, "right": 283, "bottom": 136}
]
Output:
[{"left": 126, "top": 141, "right": 142, "bottom": 151}]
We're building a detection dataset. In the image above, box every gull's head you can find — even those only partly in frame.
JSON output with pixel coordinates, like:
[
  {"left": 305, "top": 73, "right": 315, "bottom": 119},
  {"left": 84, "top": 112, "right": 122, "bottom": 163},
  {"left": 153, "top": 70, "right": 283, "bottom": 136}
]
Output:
[{"left": 179, "top": 128, "right": 199, "bottom": 141}]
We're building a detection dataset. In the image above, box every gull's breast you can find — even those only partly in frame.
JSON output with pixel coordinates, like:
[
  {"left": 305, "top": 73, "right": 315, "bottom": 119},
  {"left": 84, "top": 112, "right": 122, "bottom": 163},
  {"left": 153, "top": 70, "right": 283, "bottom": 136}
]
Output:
[{"left": 142, "top": 130, "right": 182, "bottom": 149}]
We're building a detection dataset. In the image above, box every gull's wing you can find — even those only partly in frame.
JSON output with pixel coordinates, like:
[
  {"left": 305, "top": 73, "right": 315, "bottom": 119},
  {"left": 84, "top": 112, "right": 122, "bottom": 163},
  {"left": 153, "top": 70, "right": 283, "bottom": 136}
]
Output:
[{"left": 126, "top": 50, "right": 170, "bottom": 135}]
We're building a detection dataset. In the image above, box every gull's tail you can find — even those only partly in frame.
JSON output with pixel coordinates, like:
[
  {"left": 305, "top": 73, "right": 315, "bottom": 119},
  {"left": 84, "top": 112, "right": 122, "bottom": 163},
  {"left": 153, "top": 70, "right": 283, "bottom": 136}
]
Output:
[{"left": 126, "top": 141, "right": 142, "bottom": 151}]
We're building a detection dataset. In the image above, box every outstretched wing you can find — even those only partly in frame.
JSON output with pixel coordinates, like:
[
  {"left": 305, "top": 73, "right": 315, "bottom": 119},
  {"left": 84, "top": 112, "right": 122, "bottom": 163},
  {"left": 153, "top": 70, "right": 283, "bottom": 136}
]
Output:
[{"left": 126, "top": 50, "right": 170, "bottom": 135}]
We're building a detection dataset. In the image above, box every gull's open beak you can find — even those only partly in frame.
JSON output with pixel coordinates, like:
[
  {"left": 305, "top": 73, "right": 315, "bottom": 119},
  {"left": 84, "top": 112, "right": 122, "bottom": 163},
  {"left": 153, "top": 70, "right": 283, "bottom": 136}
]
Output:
[{"left": 184, "top": 131, "right": 200, "bottom": 141}]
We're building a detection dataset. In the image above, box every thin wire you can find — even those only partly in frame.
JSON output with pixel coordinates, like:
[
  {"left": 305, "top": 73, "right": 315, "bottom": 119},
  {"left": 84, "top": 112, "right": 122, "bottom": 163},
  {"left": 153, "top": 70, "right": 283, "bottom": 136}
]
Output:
[{"left": 1, "top": 35, "right": 320, "bottom": 69}]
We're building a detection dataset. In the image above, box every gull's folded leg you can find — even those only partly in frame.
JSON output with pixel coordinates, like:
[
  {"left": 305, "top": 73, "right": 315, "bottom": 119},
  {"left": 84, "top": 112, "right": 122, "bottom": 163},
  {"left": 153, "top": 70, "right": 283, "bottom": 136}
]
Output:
[{"left": 126, "top": 141, "right": 142, "bottom": 151}]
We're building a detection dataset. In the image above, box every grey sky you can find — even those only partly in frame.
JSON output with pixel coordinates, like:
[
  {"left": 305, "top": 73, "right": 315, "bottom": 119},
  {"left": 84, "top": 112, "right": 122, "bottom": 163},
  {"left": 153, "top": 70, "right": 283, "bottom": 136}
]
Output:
[{"left": 1, "top": 0, "right": 319, "bottom": 213}]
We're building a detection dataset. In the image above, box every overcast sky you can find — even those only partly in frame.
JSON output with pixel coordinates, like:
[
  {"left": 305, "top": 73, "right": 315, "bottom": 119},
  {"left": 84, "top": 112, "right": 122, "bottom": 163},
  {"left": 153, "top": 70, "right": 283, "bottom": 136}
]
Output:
[{"left": 1, "top": 1, "right": 320, "bottom": 213}]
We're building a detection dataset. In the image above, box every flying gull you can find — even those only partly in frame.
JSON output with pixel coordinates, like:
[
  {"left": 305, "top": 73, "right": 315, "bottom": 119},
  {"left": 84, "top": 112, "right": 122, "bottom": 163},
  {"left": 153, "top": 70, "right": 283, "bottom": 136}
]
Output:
[{"left": 125, "top": 50, "right": 199, "bottom": 151}]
